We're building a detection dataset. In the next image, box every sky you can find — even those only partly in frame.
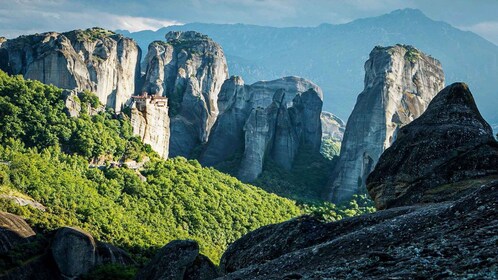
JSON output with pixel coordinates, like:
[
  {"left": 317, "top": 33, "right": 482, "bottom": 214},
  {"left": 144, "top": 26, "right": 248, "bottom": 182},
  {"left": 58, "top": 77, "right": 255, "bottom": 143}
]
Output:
[{"left": 1, "top": 0, "right": 497, "bottom": 45}]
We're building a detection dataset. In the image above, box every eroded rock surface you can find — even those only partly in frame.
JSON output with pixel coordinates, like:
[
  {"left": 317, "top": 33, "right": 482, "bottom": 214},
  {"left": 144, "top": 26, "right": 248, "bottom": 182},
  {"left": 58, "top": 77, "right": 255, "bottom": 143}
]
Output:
[
  {"left": 367, "top": 82, "right": 498, "bottom": 209},
  {"left": 0, "top": 28, "right": 141, "bottom": 112},
  {"left": 328, "top": 45, "right": 445, "bottom": 203},
  {"left": 141, "top": 31, "right": 228, "bottom": 158},
  {"left": 200, "top": 76, "right": 323, "bottom": 181},
  {"left": 219, "top": 181, "right": 497, "bottom": 279}
]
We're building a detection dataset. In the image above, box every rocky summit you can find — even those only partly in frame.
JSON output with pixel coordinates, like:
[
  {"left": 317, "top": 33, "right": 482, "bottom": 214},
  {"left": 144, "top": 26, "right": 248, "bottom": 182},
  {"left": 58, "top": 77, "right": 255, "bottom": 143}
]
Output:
[
  {"left": 367, "top": 82, "right": 498, "bottom": 210},
  {"left": 200, "top": 76, "right": 323, "bottom": 182},
  {"left": 0, "top": 28, "right": 141, "bottom": 112},
  {"left": 141, "top": 31, "right": 229, "bottom": 158},
  {"left": 328, "top": 44, "right": 445, "bottom": 203}
]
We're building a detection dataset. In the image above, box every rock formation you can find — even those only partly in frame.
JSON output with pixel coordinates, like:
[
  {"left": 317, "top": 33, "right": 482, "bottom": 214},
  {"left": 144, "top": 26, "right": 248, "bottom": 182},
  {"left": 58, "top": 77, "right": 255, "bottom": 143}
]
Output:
[
  {"left": 0, "top": 211, "right": 35, "bottom": 254},
  {"left": 0, "top": 216, "right": 134, "bottom": 279},
  {"left": 328, "top": 45, "right": 445, "bottom": 203},
  {"left": 135, "top": 240, "right": 220, "bottom": 280},
  {"left": 0, "top": 27, "right": 141, "bottom": 112},
  {"left": 130, "top": 93, "right": 170, "bottom": 158},
  {"left": 51, "top": 227, "right": 97, "bottom": 278},
  {"left": 210, "top": 85, "right": 498, "bottom": 278},
  {"left": 141, "top": 31, "right": 229, "bottom": 158},
  {"left": 367, "top": 83, "right": 498, "bottom": 209},
  {"left": 200, "top": 76, "right": 323, "bottom": 182}
]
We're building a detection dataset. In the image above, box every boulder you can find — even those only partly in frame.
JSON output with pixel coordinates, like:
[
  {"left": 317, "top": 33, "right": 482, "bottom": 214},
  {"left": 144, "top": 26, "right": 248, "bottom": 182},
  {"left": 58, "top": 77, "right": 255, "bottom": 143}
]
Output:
[
  {"left": 0, "top": 211, "right": 35, "bottom": 254},
  {"left": 367, "top": 83, "right": 498, "bottom": 209},
  {"left": 135, "top": 240, "right": 220, "bottom": 280},
  {"left": 0, "top": 28, "right": 141, "bottom": 113},
  {"left": 328, "top": 45, "right": 445, "bottom": 203},
  {"left": 50, "top": 227, "right": 96, "bottom": 278}
]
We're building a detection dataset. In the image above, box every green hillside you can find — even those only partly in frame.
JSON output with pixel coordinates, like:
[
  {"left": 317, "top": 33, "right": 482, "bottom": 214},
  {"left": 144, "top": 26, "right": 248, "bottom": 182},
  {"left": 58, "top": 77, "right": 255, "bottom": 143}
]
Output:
[{"left": 0, "top": 71, "right": 300, "bottom": 263}]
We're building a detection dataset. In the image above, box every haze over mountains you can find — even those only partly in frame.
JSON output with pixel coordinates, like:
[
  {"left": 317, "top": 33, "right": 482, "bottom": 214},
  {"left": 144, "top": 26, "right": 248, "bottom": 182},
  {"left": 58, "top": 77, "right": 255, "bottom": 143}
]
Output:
[{"left": 119, "top": 8, "right": 498, "bottom": 126}]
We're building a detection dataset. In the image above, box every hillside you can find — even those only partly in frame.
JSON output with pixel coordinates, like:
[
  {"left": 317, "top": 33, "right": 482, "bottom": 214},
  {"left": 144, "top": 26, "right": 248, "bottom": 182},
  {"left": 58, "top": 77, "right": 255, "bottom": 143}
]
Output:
[
  {"left": 119, "top": 8, "right": 498, "bottom": 126},
  {"left": 0, "top": 70, "right": 301, "bottom": 264}
]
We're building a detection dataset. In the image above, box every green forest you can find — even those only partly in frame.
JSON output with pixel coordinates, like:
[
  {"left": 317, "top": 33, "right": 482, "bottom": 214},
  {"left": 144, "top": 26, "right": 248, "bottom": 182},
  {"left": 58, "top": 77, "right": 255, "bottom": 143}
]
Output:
[{"left": 0, "top": 70, "right": 374, "bottom": 275}]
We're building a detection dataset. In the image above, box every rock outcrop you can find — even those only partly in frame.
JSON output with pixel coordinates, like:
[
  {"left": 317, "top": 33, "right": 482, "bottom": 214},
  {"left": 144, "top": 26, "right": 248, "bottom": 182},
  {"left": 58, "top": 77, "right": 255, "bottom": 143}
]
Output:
[
  {"left": 135, "top": 240, "right": 220, "bottom": 280},
  {"left": 0, "top": 27, "right": 141, "bottom": 112},
  {"left": 130, "top": 94, "right": 170, "bottom": 158},
  {"left": 328, "top": 45, "right": 445, "bottom": 203},
  {"left": 218, "top": 181, "right": 497, "bottom": 279},
  {"left": 200, "top": 76, "right": 323, "bottom": 181},
  {"left": 141, "top": 31, "right": 228, "bottom": 158},
  {"left": 51, "top": 227, "right": 97, "bottom": 278},
  {"left": 209, "top": 80, "right": 498, "bottom": 279},
  {"left": 367, "top": 83, "right": 498, "bottom": 209},
  {"left": 0, "top": 216, "right": 134, "bottom": 280},
  {"left": 0, "top": 211, "right": 35, "bottom": 254}
]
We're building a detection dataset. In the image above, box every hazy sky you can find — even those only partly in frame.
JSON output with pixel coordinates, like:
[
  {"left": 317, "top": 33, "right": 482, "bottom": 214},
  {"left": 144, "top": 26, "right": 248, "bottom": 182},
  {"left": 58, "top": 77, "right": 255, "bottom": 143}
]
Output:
[{"left": 1, "top": 0, "right": 497, "bottom": 44}]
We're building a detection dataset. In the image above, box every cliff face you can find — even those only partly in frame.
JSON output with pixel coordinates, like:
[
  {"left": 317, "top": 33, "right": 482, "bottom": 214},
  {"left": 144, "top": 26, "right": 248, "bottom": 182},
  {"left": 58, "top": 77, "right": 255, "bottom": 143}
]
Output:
[
  {"left": 200, "top": 76, "right": 323, "bottom": 182},
  {"left": 141, "top": 31, "right": 229, "bottom": 158},
  {"left": 328, "top": 45, "right": 445, "bottom": 203},
  {"left": 130, "top": 95, "right": 170, "bottom": 158},
  {"left": 0, "top": 28, "right": 141, "bottom": 112},
  {"left": 367, "top": 83, "right": 498, "bottom": 209}
]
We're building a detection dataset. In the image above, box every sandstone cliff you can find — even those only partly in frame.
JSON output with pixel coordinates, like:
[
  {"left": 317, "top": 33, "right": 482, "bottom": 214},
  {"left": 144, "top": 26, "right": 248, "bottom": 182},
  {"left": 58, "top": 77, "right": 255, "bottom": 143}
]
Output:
[
  {"left": 200, "top": 76, "right": 323, "bottom": 182},
  {"left": 328, "top": 45, "right": 445, "bottom": 203},
  {"left": 141, "top": 31, "right": 229, "bottom": 158},
  {"left": 130, "top": 94, "right": 170, "bottom": 158},
  {"left": 0, "top": 28, "right": 141, "bottom": 112},
  {"left": 367, "top": 83, "right": 498, "bottom": 209}
]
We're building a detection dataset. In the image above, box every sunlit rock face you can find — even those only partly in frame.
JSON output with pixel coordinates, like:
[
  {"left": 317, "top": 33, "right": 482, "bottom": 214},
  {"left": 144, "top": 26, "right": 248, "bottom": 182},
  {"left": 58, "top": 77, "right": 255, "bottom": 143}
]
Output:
[
  {"left": 0, "top": 28, "right": 141, "bottom": 112},
  {"left": 328, "top": 45, "right": 445, "bottom": 203},
  {"left": 141, "top": 31, "right": 229, "bottom": 158},
  {"left": 130, "top": 94, "right": 170, "bottom": 158}
]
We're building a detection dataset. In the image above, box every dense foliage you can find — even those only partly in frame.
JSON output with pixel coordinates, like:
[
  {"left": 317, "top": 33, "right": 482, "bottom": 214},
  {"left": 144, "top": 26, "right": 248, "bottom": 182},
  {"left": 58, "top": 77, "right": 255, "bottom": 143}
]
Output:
[
  {"left": 253, "top": 147, "right": 336, "bottom": 202},
  {"left": 0, "top": 71, "right": 146, "bottom": 161},
  {"left": 320, "top": 137, "right": 341, "bottom": 160},
  {"left": 0, "top": 71, "right": 300, "bottom": 263},
  {"left": 0, "top": 71, "right": 376, "bottom": 277}
]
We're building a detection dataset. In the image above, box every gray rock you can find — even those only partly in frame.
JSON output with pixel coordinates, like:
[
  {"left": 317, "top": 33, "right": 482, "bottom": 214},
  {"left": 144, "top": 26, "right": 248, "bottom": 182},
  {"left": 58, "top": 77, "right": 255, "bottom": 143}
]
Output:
[
  {"left": 367, "top": 83, "right": 498, "bottom": 209},
  {"left": 50, "top": 227, "right": 96, "bottom": 279},
  {"left": 328, "top": 45, "right": 445, "bottom": 203},
  {"left": 218, "top": 180, "right": 498, "bottom": 279},
  {"left": 141, "top": 31, "right": 229, "bottom": 158},
  {"left": 0, "top": 28, "right": 141, "bottom": 113},
  {"left": 135, "top": 240, "right": 219, "bottom": 280},
  {"left": 200, "top": 76, "right": 323, "bottom": 182},
  {"left": 0, "top": 211, "right": 35, "bottom": 254}
]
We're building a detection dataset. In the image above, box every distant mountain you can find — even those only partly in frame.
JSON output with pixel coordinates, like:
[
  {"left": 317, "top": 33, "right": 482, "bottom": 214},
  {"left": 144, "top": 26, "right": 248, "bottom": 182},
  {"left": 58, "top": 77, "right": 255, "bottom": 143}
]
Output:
[{"left": 119, "top": 8, "right": 498, "bottom": 125}]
